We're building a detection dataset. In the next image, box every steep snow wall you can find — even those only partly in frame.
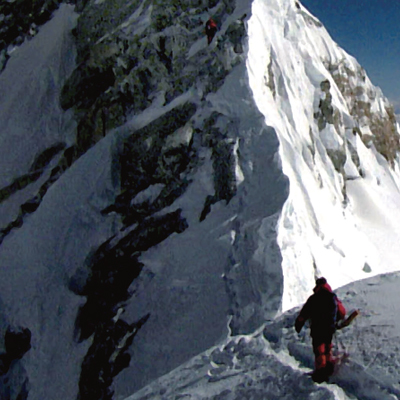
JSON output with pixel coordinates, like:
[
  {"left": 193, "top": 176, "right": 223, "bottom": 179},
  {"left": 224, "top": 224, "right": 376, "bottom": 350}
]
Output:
[
  {"left": 0, "top": 5, "right": 83, "bottom": 400},
  {"left": 0, "top": 1, "right": 289, "bottom": 398},
  {"left": 247, "top": 0, "right": 400, "bottom": 311}
]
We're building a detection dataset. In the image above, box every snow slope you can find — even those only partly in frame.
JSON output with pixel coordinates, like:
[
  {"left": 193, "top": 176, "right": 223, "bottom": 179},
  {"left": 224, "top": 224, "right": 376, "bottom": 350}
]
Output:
[
  {"left": 247, "top": 0, "right": 400, "bottom": 311},
  {"left": 125, "top": 272, "right": 400, "bottom": 400},
  {"left": 1, "top": 0, "right": 400, "bottom": 399}
]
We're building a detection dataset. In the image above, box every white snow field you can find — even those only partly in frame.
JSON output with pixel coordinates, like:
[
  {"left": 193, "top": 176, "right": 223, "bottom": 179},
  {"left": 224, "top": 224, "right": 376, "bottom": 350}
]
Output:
[
  {"left": 0, "top": 0, "right": 400, "bottom": 399},
  {"left": 247, "top": 0, "right": 400, "bottom": 311}
]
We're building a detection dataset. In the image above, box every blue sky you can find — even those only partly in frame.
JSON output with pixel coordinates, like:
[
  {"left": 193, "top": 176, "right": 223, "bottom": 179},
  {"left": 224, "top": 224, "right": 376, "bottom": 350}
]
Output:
[{"left": 301, "top": 0, "right": 400, "bottom": 110}]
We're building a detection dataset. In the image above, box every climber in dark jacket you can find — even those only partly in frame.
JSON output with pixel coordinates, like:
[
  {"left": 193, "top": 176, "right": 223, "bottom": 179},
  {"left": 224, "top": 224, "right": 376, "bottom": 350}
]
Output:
[
  {"left": 295, "top": 277, "right": 346, "bottom": 381},
  {"left": 205, "top": 18, "right": 218, "bottom": 45}
]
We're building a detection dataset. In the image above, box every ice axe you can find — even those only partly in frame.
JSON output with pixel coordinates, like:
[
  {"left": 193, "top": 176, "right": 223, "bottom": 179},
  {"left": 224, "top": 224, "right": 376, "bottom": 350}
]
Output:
[{"left": 336, "top": 309, "right": 360, "bottom": 330}]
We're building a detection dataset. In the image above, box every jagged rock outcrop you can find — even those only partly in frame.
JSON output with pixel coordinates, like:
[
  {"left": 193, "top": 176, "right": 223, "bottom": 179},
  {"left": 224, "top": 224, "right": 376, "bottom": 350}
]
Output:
[{"left": 328, "top": 60, "right": 400, "bottom": 166}]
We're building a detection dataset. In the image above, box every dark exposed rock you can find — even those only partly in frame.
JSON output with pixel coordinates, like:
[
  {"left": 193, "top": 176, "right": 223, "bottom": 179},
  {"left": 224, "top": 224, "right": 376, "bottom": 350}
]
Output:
[
  {"left": 4, "top": 327, "right": 31, "bottom": 360},
  {"left": 0, "top": 326, "right": 31, "bottom": 400},
  {"left": 329, "top": 61, "right": 400, "bottom": 166},
  {"left": 68, "top": 104, "right": 195, "bottom": 398},
  {"left": 326, "top": 149, "right": 346, "bottom": 173},
  {"left": 103, "top": 103, "right": 197, "bottom": 225},
  {"left": 212, "top": 139, "right": 237, "bottom": 202},
  {"left": 73, "top": 0, "right": 146, "bottom": 58},
  {"left": 78, "top": 315, "right": 149, "bottom": 400},
  {"left": 20, "top": 196, "right": 41, "bottom": 214},
  {"left": 346, "top": 140, "right": 361, "bottom": 172},
  {"left": 226, "top": 19, "right": 246, "bottom": 50},
  {"left": 363, "top": 263, "right": 372, "bottom": 273},
  {"left": 0, "top": 144, "right": 73, "bottom": 207},
  {"left": 29, "top": 142, "right": 66, "bottom": 173},
  {"left": 0, "top": 0, "right": 67, "bottom": 71},
  {"left": 0, "top": 143, "right": 65, "bottom": 206},
  {"left": 370, "top": 106, "right": 400, "bottom": 166},
  {"left": 266, "top": 59, "right": 276, "bottom": 98},
  {"left": 72, "top": 209, "right": 188, "bottom": 399},
  {"left": 74, "top": 0, "right": 91, "bottom": 12},
  {"left": 316, "top": 79, "right": 334, "bottom": 131},
  {"left": 0, "top": 171, "right": 42, "bottom": 204},
  {"left": 199, "top": 138, "right": 237, "bottom": 221},
  {"left": 122, "top": 179, "right": 192, "bottom": 227},
  {"left": 61, "top": 0, "right": 237, "bottom": 158},
  {"left": 200, "top": 194, "right": 217, "bottom": 222},
  {"left": 157, "top": 36, "right": 173, "bottom": 73},
  {"left": 74, "top": 99, "right": 123, "bottom": 154},
  {"left": 0, "top": 327, "right": 31, "bottom": 378},
  {"left": 0, "top": 145, "right": 78, "bottom": 245},
  {"left": 0, "top": 214, "right": 23, "bottom": 245},
  {"left": 301, "top": 11, "right": 323, "bottom": 28},
  {"left": 60, "top": 65, "right": 116, "bottom": 111},
  {"left": 199, "top": 115, "right": 238, "bottom": 221}
]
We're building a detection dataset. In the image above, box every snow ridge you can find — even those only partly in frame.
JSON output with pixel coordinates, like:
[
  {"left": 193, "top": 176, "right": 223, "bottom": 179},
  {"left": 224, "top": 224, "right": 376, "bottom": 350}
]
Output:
[
  {"left": 247, "top": 0, "right": 400, "bottom": 311},
  {"left": 1, "top": 0, "right": 400, "bottom": 399},
  {"left": 129, "top": 273, "right": 400, "bottom": 400}
]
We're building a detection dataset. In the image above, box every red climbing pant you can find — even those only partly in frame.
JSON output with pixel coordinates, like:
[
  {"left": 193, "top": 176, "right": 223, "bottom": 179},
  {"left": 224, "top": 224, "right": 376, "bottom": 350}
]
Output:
[{"left": 313, "top": 341, "right": 333, "bottom": 370}]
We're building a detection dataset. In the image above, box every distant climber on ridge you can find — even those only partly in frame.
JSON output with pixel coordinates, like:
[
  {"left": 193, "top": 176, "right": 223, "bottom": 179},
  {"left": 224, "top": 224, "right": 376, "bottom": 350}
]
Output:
[
  {"left": 295, "top": 277, "right": 346, "bottom": 383},
  {"left": 205, "top": 17, "right": 218, "bottom": 45}
]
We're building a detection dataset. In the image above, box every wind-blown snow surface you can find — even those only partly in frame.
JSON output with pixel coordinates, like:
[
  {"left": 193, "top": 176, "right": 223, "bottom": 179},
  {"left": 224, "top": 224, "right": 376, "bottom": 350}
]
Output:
[
  {"left": 247, "top": 0, "right": 400, "bottom": 311},
  {"left": 1, "top": 0, "right": 400, "bottom": 399},
  {"left": 0, "top": 5, "right": 84, "bottom": 400},
  {"left": 125, "top": 272, "right": 400, "bottom": 400}
]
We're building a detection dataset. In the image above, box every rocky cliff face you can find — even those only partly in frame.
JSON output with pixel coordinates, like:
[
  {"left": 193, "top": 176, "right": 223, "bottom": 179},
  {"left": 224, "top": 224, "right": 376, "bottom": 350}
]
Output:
[{"left": 0, "top": 0, "right": 400, "bottom": 399}]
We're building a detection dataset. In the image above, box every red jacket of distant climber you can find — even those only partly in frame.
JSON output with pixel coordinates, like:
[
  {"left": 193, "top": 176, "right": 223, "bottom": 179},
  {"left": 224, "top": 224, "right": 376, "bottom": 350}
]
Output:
[
  {"left": 205, "top": 18, "right": 218, "bottom": 45},
  {"left": 295, "top": 278, "right": 346, "bottom": 336}
]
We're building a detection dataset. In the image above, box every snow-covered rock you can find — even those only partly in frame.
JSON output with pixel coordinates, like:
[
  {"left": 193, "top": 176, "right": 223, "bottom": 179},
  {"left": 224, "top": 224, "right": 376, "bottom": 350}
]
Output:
[{"left": 1, "top": 0, "right": 400, "bottom": 399}]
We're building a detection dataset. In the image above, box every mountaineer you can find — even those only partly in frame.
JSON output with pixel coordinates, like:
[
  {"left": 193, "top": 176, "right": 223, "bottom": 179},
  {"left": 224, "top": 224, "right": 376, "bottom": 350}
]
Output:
[
  {"left": 205, "top": 17, "right": 218, "bottom": 45},
  {"left": 295, "top": 277, "right": 346, "bottom": 382}
]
